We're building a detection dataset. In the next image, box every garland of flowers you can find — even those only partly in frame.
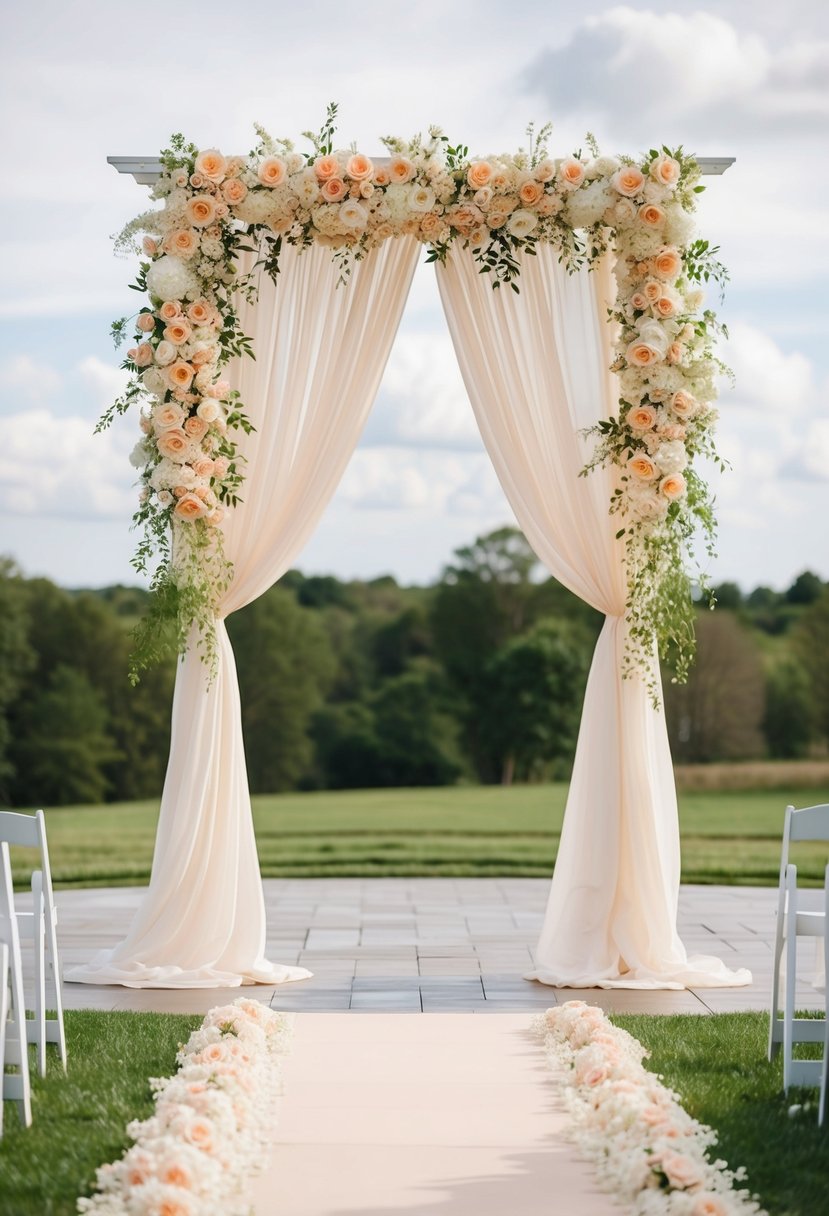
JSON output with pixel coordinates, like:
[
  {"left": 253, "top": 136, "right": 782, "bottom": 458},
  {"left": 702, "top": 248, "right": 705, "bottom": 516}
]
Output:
[
  {"left": 77, "top": 998, "right": 292, "bottom": 1216},
  {"left": 534, "top": 1002, "right": 764, "bottom": 1216},
  {"left": 102, "top": 105, "right": 728, "bottom": 688}
]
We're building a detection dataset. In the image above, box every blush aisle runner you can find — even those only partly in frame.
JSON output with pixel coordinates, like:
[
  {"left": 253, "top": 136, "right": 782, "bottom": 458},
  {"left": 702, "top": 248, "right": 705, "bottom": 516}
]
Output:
[{"left": 249, "top": 1012, "right": 617, "bottom": 1216}]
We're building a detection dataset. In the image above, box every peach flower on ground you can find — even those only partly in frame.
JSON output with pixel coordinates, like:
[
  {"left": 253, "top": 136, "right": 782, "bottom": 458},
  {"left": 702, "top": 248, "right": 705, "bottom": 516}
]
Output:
[
  {"left": 650, "top": 154, "right": 681, "bottom": 187},
  {"left": 518, "top": 179, "right": 545, "bottom": 207},
  {"left": 629, "top": 405, "right": 657, "bottom": 431},
  {"left": 653, "top": 246, "right": 682, "bottom": 279},
  {"left": 466, "top": 160, "right": 493, "bottom": 190},
  {"left": 639, "top": 203, "right": 666, "bottom": 227},
  {"left": 136, "top": 312, "right": 156, "bottom": 333},
  {"left": 388, "top": 155, "right": 415, "bottom": 183},
  {"left": 346, "top": 153, "right": 374, "bottom": 181},
  {"left": 166, "top": 229, "right": 199, "bottom": 258},
  {"left": 163, "top": 321, "right": 192, "bottom": 345},
  {"left": 612, "top": 165, "right": 645, "bottom": 197},
  {"left": 558, "top": 158, "right": 586, "bottom": 190},
  {"left": 167, "top": 361, "right": 195, "bottom": 389},
  {"left": 162, "top": 1163, "right": 194, "bottom": 1189},
  {"left": 628, "top": 453, "right": 657, "bottom": 480},
  {"left": 660, "top": 473, "right": 687, "bottom": 500},
  {"left": 258, "top": 157, "right": 287, "bottom": 187},
  {"left": 142, "top": 236, "right": 158, "bottom": 257},
  {"left": 129, "top": 343, "right": 154, "bottom": 368},
  {"left": 313, "top": 154, "right": 340, "bottom": 182},
  {"left": 195, "top": 150, "right": 226, "bottom": 182},
  {"left": 321, "top": 177, "right": 347, "bottom": 203},
  {"left": 222, "top": 177, "right": 248, "bottom": 205},
  {"left": 174, "top": 493, "right": 209, "bottom": 521},
  {"left": 659, "top": 1151, "right": 703, "bottom": 1190},
  {"left": 157, "top": 429, "right": 190, "bottom": 459}
]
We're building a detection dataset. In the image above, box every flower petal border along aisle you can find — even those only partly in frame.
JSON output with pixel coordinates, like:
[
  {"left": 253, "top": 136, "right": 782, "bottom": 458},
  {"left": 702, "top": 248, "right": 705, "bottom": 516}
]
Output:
[
  {"left": 534, "top": 1002, "right": 765, "bottom": 1216},
  {"left": 101, "top": 107, "right": 729, "bottom": 693},
  {"left": 77, "top": 998, "right": 292, "bottom": 1216}
]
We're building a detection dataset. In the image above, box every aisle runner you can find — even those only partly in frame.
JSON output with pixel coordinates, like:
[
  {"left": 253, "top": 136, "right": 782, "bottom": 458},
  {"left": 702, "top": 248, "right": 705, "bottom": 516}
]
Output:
[{"left": 250, "top": 1013, "right": 618, "bottom": 1216}]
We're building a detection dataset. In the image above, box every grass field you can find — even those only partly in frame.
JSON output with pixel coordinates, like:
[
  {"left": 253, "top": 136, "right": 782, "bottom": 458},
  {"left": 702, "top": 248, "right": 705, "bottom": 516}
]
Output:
[{"left": 9, "top": 782, "right": 829, "bottom": 888}]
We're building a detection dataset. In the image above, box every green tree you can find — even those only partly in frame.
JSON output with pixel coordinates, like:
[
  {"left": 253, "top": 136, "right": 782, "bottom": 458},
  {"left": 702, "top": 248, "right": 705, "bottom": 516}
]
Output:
[
  {"left": 0, "top": 560, "right": 35, "bottom": 801},
  {"left": 478, "top": 620, "right": 591, "bottom": 784},
  {"left": 14, "top": 665, "right": 121, "bottom": 805},
  {"left": 793, "top": 589, "right": 829, "bottom": 745},
  {"left": 228, "top": 587, "right": 337, "bottom": 792},
  {"left": 786, "top": 571, "right": 824, "bottom": 606},
  {"left": 763, "top": 658, "right": 814, "bottom": 758}
]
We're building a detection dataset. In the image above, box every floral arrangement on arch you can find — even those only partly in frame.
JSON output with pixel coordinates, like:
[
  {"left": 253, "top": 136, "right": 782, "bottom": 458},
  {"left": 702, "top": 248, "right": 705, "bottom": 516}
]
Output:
[
  {"left": 78, "top": 998, "right": 293, "bottom": 1215},
  {"left": 101, "top": 105, "right": 728, "bottom": 687},
  {"left": 535, "top": 1002, "right": 765, "bottom": 1216}
]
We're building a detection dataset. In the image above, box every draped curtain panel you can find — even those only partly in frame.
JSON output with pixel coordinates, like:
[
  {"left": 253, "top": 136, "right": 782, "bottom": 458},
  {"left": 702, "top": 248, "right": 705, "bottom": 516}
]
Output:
[
  {"left": 68, "top": 238, "right": 420, "bottom": 988},
  {"left": 437, "top": 244, "right": 750, "bottom": 990}
]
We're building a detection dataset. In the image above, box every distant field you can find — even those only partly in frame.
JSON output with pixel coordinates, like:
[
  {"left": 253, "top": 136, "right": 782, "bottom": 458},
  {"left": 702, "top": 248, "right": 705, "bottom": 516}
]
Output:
[{"left": 10, "top": 781, "right": 829, "bottom": 888}]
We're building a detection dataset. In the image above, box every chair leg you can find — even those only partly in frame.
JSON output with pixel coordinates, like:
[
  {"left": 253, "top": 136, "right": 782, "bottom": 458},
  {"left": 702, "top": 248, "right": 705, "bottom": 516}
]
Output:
[
  {"left": 44, "top": 906, "right": 67, "bottom": 1070},
  {"left": 32, "top": 873, "right": 46, "bottom": 1078},
  {"left": 783, "top": 874, "right": 798, "bottom": 1092},
  {"left": 769, "top": 916, "right": 783, "bottom": 1061}
]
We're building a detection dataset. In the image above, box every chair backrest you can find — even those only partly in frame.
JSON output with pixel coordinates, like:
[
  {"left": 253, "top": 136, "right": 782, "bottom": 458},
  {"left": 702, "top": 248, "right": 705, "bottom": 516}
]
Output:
[
  {"left": 0, "top": 809, "right": 54, "bottom": 903},
  {"left": 786, "top": 804, "right": 829, "bottom": 845}
]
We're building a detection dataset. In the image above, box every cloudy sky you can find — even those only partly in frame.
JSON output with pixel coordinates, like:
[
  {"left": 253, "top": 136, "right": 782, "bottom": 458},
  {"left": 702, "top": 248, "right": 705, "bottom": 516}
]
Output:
[{"left": 2, "top": 0, "right": 827, "bottom": 592}]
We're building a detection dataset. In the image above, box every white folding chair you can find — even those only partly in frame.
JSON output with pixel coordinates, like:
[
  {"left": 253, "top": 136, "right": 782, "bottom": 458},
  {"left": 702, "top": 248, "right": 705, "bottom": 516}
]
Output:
[
  {"left": 768, "top": 803, "right": 828, "bottom": 1092},
  {"left": 0, "top": 809, "right": 67, "bottom": 1076},
  {"left": 0, "top": 841, "right": 32, "bottom": 1127},
  {"left": 819, "top": 863, "right": 828, "bottom": 1127}
]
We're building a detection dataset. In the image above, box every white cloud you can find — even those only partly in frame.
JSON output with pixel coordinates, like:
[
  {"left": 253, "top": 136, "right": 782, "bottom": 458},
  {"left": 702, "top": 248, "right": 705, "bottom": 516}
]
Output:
[
  {"left": 370, "top": 332, "right": 481, "bottom": 451},
  {"left": 723, "top": 322, "right": 817, "bottom": 413},
  {"left": 337, "top": 447, "right": 511, "bottom": 517},
  {"left": 0, "top": 355, "right": 61, "bottom": 404}
]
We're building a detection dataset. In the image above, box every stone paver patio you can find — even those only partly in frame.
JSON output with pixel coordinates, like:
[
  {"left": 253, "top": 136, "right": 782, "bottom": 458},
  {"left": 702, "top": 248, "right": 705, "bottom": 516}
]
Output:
[{"left": 39, "top": 878, "right": 825, "bottom": 1016}]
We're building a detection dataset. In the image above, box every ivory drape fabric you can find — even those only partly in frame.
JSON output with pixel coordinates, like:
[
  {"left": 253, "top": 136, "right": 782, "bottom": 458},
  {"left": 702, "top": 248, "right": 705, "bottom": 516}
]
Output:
[
  {"left": 68, "top": 238, "right": 420, "bottom": 988},
  {"left": 437, "top": 244, "right": 750, "bottom": 989}
]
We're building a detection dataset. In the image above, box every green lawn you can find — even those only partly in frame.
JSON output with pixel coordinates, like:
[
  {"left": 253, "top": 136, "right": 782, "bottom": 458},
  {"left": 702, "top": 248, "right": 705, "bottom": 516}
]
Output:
[
  {"left": 10, "top": 783, "right": 829, "bottom": 888},
  {"left": 2, "top": 1011, "right": 825, "bottom": 1215}
]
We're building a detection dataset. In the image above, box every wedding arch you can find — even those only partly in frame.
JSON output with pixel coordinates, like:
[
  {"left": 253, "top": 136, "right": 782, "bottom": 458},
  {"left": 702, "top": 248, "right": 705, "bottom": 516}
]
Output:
[{"left": 69, "top": 112, "right": 749, "bottom": 991}]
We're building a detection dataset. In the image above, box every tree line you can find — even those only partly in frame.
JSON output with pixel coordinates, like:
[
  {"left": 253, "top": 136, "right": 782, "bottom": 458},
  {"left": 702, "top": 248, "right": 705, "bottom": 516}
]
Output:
[{"left": 1, "top": 530, "right": 828, "bottom": 807}]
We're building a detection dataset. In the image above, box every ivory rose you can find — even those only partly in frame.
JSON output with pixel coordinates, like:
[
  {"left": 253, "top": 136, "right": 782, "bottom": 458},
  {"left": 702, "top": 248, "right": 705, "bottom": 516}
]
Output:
[
  {"left": 650, "top": 154, "right": 681, "bottom": 187},
  {"left": 660, "top": 472, "right": 687, "bottom": 500},
  {"left": 197, "top": 400, "right": 221, "bottom": 423},
  {"left": 195, "top": 149, "right": 226, "bottom": 182},
  {"left": 154, "top": 403, "right": 186, "bottom": 430},
  {"left": 186, "top": 196, "right": 217, "bottom": 227},
  {"left": 339, "top": 200, "right": 368, "bottom": 229},
  {"left": 507, "top": 209, "right": 538, "bottom": 238},
  {"left": 630, "top": 292, "right": 648, "bottom": 311},
  {"left": 628, "top": 453, "right": 657, "bottom": 480},
  {"left": 174, "top": 493, "right": 208, "bottom": 520},
  {"left": 467, "top": 160, "right": 493, "bottom": 189},
  {"left": 612, "top": 165, "right": 645, "bottom": 197},
  {"left": 154, "top": 340, "right": 177, "bottom": 366},
  {"left": 346, "top": 153, "right": 374, "bottom": 181},
  {"left": 643, "top": 280, "right": 663, "bottom": 303},
  {"left": 408, "top": 185, "right": 436, "bottom": 213},
  {"left": 258, "top": 157, "right": 287, "bottom": 187}
]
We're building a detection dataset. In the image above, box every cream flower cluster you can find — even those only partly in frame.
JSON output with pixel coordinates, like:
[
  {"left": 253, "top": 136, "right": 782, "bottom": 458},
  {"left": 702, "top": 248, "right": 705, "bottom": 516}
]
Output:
[
  {"left": 534, "top": 1002, "right": 765, "bottom": 1216},
  {"left": 77, "top": 998, "right": 293, "bottom": 1216}
]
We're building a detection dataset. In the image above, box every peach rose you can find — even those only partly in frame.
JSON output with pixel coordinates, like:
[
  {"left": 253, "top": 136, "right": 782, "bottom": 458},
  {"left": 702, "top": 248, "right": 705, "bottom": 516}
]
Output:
[
  {"left": 156, "top": 429, "right": 189, "bottom": 459},
  {"left": 628, "top": 453, "right": 657, "bottom": 480},
  {"left": 189, "top": 172, "right": 206, "bottom": 190},
  {"left": 346, "top": 153, "right": 374, "bottom": 181},
  {"left": 643, "top": 279, "right": 662, "bottom": 303},
  {"left": 626, "top": 340, "right": 661, "bottom": 367},
  {"left": 225, "top": 156, "right": 244, "bottom": 177},
  {"left": 558, "top": 158, "right": 586, "bottom": 190},
  {"left": 389, "top": 155, "right": 415, "bottom": 183},
  {"left": 159, "top": 300, "right": 182, "bottom": 321},
  {"left": 154, "top": 403, "right": 185, "bottom": 430},
  {"left": 129, "top": 343, "right": 153, "bottom": 368},
  {"left": 162, "top": 1163, "right": 193, "bottom": 1189},
  {"left": 630, "top": 292, "right": 648, "bottom": 311},
  {"left": 136, "top": 312, "right": 156, "bottom": 333},
  {"left": 195, "top": 149, "right": 226, "bottom": 183},
  {"left": 163, "top": 321, "right": 192, "bottom": 345},
  {"left": 313, "top": 154, "right": 340, "bottom": 182},
  {"left": 691, "top": 1194, "right": 729, "bottom": 1216},
  {"left": 518, "top": 179, "right": 545, "bottom": 206},
  {"left": 167, "top": 361, "right": 195, "bottom": 389},
  {"left": 533, "top": 159, "right": 556, "bottom": 183},
  {"left": 222, "top": 177, "right": 248, "bottom": 205},
  {"left": 650, "top": 154, "right": 681, "bottom": 187},
  {"left": 373, "top": 165, "right": 391, "bottom": 186},
  {"left": 612, "top": 165, "right": 645, "bottom": 197},
  {"left": 660, "top": 1151, "right": 702, "bottom": 1190},
  {"left": 166, "top": 229, "right": 199, "bottom": 258},
  {"left": 321, "top": 177, "right": 347, "bottom": 202},
  {"left": 469, "top": 225, "right": 489, "bottom": 246},
  {"left": 666, "top": 341, "right": 684, "bottom": 363},
  {"left": 447, "top": 204, "right": 483, "bottom": 235},
  {"left": 671, "top": 391, "right": 697, "bottom": 418},
  {"left": 184, "top": 416, "right": 209, "bottom": 441},
  {"left": 192, "top": 456, "right": 215, "bottom": 478},
  {"left": 420, "top": 212, "right": 444, "bottom": 240},
  {"left": 466, "top": 161, "right": 493, "bottom": 190},
  {"left": 653, "top": 247, "right": 681, "bottom": 279},
  {"left": 186, "top": 301, "right": 211, "bottom": 326},
  {"left": 654, "top": 294, "right": 678, "bottom": 318},
  {"left": 186, "top": 196, "right": 217, "bottom": 227},
  {"left": 191, "top": 345, "right": 216, "bottom": 367},
  {"left": 258, "top": 157, "right": 287, "bottom": 187},
  {"left": 174, "top": 493, "right": 208, "bottom": 521},
  {"left": 629, "top": 405, "right": 657, "bottom": 430},
  {"left": 142, "top": 236, "right": 158, "bottom": 257},
  {"left": 212, "top": 456, "right": 229, "bottom": 477},
  {"left": 639, "top": 203, "right": 666, "bottom": 227},
  {"left": 206, "top": 380, "right": 230, "bottom": 399},
  {"left": 660, "top": 473, "right": 687, "bottom": 500}
]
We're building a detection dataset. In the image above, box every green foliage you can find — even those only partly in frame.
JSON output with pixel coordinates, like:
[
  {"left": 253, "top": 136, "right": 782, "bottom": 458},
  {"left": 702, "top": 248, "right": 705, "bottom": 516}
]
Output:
[
  {"left": 0, "top": 560, "right": 35, "bottom": 798},
  {"left": 793, "top": 589, "right": 829, "bottom": 743},
  {"left": 0, "top": 1011, "right": 199, "bottom": 1215},
  {"left": 763, "top": 659, "right": 815, "bottom": 759}
]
